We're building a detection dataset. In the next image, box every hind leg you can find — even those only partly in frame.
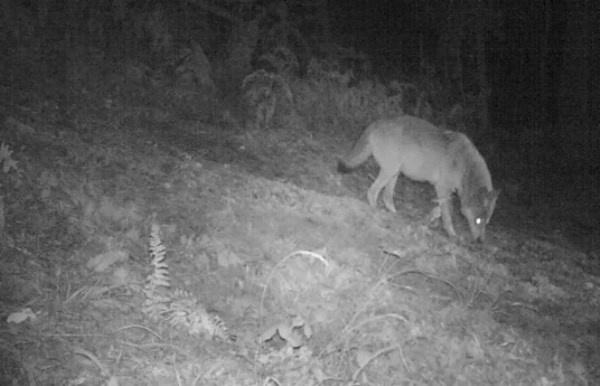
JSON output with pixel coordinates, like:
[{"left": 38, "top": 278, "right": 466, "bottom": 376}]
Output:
[
  {"left": 367, "top": 168, "right": 399, "bottom": 212},
  {"left": 382, "top": 173, "right": 399, "bottom": 213},
  {"left": 435, "top": 186, "right": 456, "bottom": 237}
]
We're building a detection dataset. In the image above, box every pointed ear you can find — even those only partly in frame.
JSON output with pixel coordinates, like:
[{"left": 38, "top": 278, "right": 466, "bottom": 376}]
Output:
[
  {"left": 489, "top": 189, "right": 501, "bottom": 202},
  {"left": 482, "top": 188, "right": 500, "bottom": 207}
]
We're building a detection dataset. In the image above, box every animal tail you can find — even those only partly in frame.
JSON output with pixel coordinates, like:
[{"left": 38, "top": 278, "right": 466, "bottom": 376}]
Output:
[{"left": 337, "top": 127, "right": 372, "bottom": 173}]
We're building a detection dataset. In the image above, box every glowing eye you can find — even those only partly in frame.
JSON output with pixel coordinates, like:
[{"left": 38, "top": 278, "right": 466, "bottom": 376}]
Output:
[{"left": 475, "top": 218, "right": 482, "bottom": 225}]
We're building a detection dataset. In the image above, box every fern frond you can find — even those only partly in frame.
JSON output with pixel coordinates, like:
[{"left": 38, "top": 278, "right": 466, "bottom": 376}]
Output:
[{"left": 144, "top": 223, "right": 171, "bottom": 297}]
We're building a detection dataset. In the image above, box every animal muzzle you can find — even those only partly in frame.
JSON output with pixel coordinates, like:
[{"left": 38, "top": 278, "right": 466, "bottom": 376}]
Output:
[{"left": 471, "top": 227, "right": 486, "bottom": 243}]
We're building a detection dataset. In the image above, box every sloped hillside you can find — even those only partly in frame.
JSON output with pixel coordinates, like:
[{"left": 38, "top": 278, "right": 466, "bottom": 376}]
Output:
[{"left": 1, "top": 66, "right": 599, "bottom": 386}]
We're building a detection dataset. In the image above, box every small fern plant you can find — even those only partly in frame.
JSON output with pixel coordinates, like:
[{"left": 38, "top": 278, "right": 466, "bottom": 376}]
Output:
[
  {"left": 142, "top": 224, "right": 234, "bottom": 341},
  {"left": 241, "top": 69, "right": 293, "bottom": 129},
  {"left": 142, "top": 224, "right": 171, "bottom": 317}
]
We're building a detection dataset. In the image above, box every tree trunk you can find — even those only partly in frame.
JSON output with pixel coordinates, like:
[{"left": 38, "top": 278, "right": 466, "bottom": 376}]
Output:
[
  {"left": 475, "top": 27, "right": 490, "bottom": 134},
  {"left": 539, "top": 0, "right": 550, "bottom": 126},
  {"left": 558, "top": 0, "right": 591, "bottom": 168},
  {"left": 315, "top": 0, "right": 331, "bottom": 44}
]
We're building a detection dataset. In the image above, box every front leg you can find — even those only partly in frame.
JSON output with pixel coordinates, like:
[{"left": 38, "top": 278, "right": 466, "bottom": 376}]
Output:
[
  {"left": 382, "top": 172, "right": 399, "bottom": 213},
  {"left": 435, "top": 194, "right": 456, "bottom": 237}
]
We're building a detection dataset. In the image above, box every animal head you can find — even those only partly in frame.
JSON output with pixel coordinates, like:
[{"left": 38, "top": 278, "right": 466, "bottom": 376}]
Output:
[{"left": 461, "top": 188, "right": 500, "bottom": 242}]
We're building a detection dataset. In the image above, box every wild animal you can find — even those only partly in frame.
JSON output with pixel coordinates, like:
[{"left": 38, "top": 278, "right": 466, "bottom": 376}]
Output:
[{"left": 338, "top": 115, "right": 499, "bottom": 242}]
